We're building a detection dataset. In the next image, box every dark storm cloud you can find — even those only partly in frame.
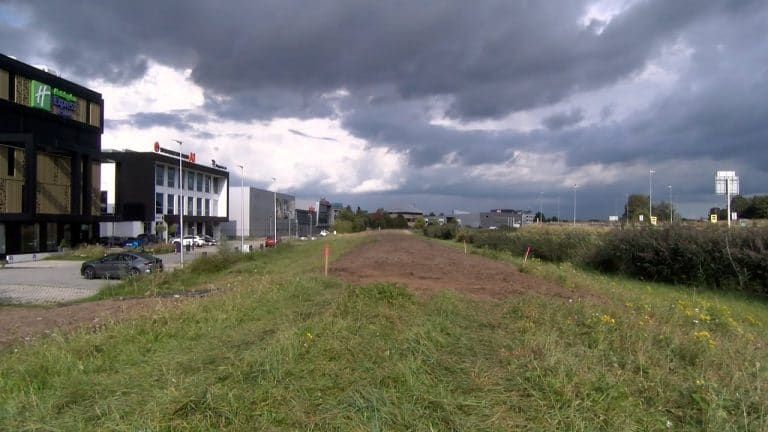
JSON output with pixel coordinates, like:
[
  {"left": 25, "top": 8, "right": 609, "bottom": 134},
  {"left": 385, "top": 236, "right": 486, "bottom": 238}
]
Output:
[
  {"left": 6, "top": 0, "right": 758, "bottom": 119},
  {"left": 4, "top": 0, "right": 768, "bottom": 218},
  {"left": 543, "top": 109, "right": 585, "bottom": 131}
]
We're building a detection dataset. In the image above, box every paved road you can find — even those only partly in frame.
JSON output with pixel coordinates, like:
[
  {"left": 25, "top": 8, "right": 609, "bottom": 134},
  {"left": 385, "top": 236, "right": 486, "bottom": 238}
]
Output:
[{"left": 0, "top": 246, "right": 220, "bottom": 305}]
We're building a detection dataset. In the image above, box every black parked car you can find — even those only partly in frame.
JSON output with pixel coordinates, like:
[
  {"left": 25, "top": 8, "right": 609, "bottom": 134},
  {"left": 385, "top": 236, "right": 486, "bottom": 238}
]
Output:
[{"left": 80, "top": 252, "right": 163, "bottom": 279}]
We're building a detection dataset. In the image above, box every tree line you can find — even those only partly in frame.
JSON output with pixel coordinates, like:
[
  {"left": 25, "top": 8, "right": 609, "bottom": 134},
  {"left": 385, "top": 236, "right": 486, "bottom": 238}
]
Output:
[
  {"left": 332, "top": 206, "right": 410, "bottom": 233},
  {"left": 709, "top": 195, "right": 768, "bottom": 220}
]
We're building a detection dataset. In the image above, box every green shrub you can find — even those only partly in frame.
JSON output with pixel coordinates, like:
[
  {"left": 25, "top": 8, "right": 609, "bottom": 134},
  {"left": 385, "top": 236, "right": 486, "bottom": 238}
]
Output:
[
  {"left": 590, "top": 225, "right": 768, "bottom": 293},
  {"left": 471, "top": 226, "right": 606, "bottom": 265},
  {"left": 461, "top": 224, "right": 768, "bottom": 294},
  {"left": 422, "top": 223, "right": 459, "bottom": 240},
  {"left": 145, "top": 243, "right": 176, "bottom": 254}
]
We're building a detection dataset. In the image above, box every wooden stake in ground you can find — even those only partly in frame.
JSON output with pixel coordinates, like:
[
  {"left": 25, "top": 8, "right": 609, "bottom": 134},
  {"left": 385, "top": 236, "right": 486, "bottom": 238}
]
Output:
[
  {"left": 323, "top": 243, "right": 330, "bottom": 276},
  {"left": 464, "top": 240, "right": 467, "bottom": 254}
]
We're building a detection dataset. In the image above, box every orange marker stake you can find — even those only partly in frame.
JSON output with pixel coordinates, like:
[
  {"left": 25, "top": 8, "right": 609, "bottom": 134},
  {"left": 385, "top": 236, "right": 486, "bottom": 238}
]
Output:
[{"left": 323, "top": 244, "right": 330, "bottom": 276}]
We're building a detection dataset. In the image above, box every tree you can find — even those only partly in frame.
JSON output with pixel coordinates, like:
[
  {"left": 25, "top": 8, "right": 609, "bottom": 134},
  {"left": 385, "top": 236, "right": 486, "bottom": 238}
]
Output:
[
  {"left": 731, "top": 195, "right": 768, "bottom": 219},
  {"left": 652, "top": 201, "right": 676, "bottom": 222},
  {"left": 534, "top": 211, "right": 545, "bottom": 223},
  {"left": 155, "top": 221, "right": 167, "bottom": 240},
  {"left": 393, "top": 215, "right": 408, "bottom": 228},
  {"left": 623, "top": 194, "right": 650, "bottom": 223},
  {"left": 414, "top": 216, "right": 426, "bottom": 229}
]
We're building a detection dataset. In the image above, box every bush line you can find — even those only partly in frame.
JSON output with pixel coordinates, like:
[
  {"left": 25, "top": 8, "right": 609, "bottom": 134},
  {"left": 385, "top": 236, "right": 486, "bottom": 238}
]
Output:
[{"left": 424, "top": 224, "right": 768, "bottom": 294}]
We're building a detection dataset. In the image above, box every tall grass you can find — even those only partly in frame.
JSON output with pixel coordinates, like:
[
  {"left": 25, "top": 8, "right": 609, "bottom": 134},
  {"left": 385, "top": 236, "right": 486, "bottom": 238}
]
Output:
[
  {"left": 1, "top": 233, "right": 767, "bottom": 430},
  {"left": 466, "top": 224, "right": 768, "bottom": 294}
]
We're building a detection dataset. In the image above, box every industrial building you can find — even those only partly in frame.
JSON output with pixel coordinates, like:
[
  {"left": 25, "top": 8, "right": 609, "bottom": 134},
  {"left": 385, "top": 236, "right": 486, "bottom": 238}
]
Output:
[
  {"left": 1, "top": 54, "right": 103, "bottom": 259},
  {"left": 100, "top": 149, "right": 229, "bottom": 240},
  {"left": 479, "top": 209, "right": 535, "bottom": 229},
  {"left": 225, "top": 186, "right": 295, "bottom": 238},
  {"left": 296, "top": 198, "right": 332, "bottom": 234}
]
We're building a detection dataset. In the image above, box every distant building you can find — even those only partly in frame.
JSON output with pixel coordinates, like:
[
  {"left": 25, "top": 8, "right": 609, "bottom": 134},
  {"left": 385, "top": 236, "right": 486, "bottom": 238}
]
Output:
[
  {"left": 100, "top": 149, "right": 229, "bottom": 240},
  {"left": 296, "top": 198, "right": 332, "bottom": 234},
  {"left": 386, "top": 204, "right": 423, "bottom": 225},
  {"left": 452, "top": 210, "right": 480, "bottom": 228},
  {"left": 479, "top": 209, "right": 535, "bottom": 229},
  {"left": 225, "top": 186, "right": 295, "bottom": 238},
  {"left": 1, "top": 54, "right": 104, "bottom": 259}
]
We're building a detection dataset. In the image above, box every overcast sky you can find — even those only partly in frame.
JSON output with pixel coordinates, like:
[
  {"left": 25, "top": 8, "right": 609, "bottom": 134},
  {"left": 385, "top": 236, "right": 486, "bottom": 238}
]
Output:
[{"left": 2, "top": 0, "right": 767, "bottom": 218}]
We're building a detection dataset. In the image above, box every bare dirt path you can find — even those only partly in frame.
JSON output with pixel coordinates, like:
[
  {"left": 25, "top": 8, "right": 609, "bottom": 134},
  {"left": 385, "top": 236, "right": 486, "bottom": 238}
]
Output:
[
  {"left": 332, "top": 231, "right": 588, "bottom": 301},
  {"left": 0, "top": 298, "right": 182, "bottom": 350}
]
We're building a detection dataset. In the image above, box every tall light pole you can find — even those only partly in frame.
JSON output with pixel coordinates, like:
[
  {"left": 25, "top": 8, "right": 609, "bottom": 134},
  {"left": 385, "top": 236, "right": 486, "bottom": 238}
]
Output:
[
  {"left": 572, "top": 184, "right": 577, "bottom": 226},
  {"left": 237, "top": 165, "right": 245, "bottom": 252},
  {"left": 556, "top": 196, "right": 560, "bottom": 223},
  {"left": 272, "top": 177, "right": 277, "bottom": 242},
  {"left": 539, "top": 192, "right": 543, "bottom": 224},
  {"left": 668, "top": 185, "right": 673, "bottom": 223},
  {"left": 649, "top": 169, "right": 655, "bottom": 221},
  {"left": 171, "top": 139, "right": 184, "bottom": 269}
]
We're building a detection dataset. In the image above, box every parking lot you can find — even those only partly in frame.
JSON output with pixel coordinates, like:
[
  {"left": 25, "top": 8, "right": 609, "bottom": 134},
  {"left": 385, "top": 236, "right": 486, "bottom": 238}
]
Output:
[{"left": 0, "top": 247, "right": 219, "bottom": 305}]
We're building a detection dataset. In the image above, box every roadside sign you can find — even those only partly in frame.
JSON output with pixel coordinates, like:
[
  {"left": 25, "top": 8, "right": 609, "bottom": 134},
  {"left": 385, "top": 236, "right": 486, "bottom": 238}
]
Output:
[
  {"left": 638, "top": 214, "right": 644, "bottom": 222},
  {"left": 710, "top": 214, "right": 718, "bottom": 223},
  {"left": 650, "top": 216, "right": 657, "bottom": 225}
]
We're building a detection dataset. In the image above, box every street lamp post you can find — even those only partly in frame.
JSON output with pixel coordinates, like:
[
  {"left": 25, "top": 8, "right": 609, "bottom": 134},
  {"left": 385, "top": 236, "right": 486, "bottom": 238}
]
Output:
[
  {"left": 649, "top": 169, "right": 655, "bottom": 221},
  {"left": 668, "top": 185, "right": 673, "bottom": 223},
  {"left": 539, "top": 192, "right": 543, "bottom": 224},
  {"left": 237, "top": 165, "right": 245, "bottom": 252},
  {"left": 171, "top": 139, "right": 184, "bottom": 269},
  {"left": 272, "top": 177, "right": 277, "bottom": 242},
  {"left": 572, "top": 184, "right": 577, "bottom": 226}
]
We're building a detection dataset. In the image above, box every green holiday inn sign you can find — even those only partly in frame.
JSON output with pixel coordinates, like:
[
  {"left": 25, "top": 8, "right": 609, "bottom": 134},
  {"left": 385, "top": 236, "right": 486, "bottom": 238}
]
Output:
[
  {"left": 29, "top": 80, "right": 51, "bottom": 110},
  {"left": 29, "top": 80, "right": 77, "bottom": 117}
]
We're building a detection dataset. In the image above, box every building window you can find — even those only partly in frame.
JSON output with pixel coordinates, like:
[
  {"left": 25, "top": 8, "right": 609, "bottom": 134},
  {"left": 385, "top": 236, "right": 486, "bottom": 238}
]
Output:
[
  {"left": 6, "top": 146, "right": 14, "bottom": 177},
  {"left": 205, "top": 175, "right": 211, "bottom": 193},
  {"left": 187, "top": 171, "right": 194, "bottom": 190},
  {"left": 167, "top": 194, "right": 174, "bottom": 215},
  {"left": 155, "top": 165, "right": 164, "bottom": 186},
  {"left": 196, "top": 198, "right": 202, "bottom": 216},
  {"left": 167, "top": 167, "right": 175, "bottom": 188},
  {"left": 46, "top": 222, "right": 57, "bottom": 251},
  {"left": 88, "top": 102, "right": 101, "bottom": 128},
  {"left": 213, "top": 177, "right": 219, "bottom": 193},
  {"left": 196, "top": 173, "right": 203, "bottom": 192},
  {"left": 212, "top": 200, "right": 218, "bottom": 217},
  {"left": 155, "top": 193, "right": 163, "bottom": 214},
  {"left": 205, "top": 199, "right": 210, "bottom": 216},
  {"left": 187, "top": 196, "right": 193, "bottom": 215},
  {"left": 20, "top": 223, "right": 39, "bottom": 253},
  {"left": 0, "top": 69, "right": 8, "bottom": 100}
]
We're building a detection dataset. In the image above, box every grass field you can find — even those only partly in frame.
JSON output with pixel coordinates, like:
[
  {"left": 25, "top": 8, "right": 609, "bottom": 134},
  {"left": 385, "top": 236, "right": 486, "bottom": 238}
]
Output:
[{"left": 1, "top": 233, "right": 767, "bottom": 430}]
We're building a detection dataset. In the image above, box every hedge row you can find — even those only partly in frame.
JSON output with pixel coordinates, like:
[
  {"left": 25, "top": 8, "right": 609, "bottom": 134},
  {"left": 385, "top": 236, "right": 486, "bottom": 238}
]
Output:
[{"left": 431, "top": 225, "right": 768, "bottom": 294}]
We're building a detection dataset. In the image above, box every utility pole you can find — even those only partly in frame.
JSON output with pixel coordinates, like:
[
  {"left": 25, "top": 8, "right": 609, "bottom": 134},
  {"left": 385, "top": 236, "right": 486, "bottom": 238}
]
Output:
[
  {"left": 171, "top": 139, "right": 184, "bottom": 269},
  {"left": 572, "top": 184, "right": 577, "bottom": 226},
  {"left": 649, "top": 169, "right": 655, "bottom": 221}
]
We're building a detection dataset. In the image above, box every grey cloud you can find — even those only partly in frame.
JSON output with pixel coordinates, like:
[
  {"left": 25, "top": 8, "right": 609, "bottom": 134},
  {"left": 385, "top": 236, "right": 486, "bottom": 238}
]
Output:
[
  {"left": 7, "top": 0, "right": 758, "bottom": 119},
  {"left": 5, "top": 0, "right": 768, "bottom": 219},
  {"left": 288, "top": 129, "right": 337, "bottom": 142},
  {"left": 543, "top": 109, "right": 584, "bottom": 131}
]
